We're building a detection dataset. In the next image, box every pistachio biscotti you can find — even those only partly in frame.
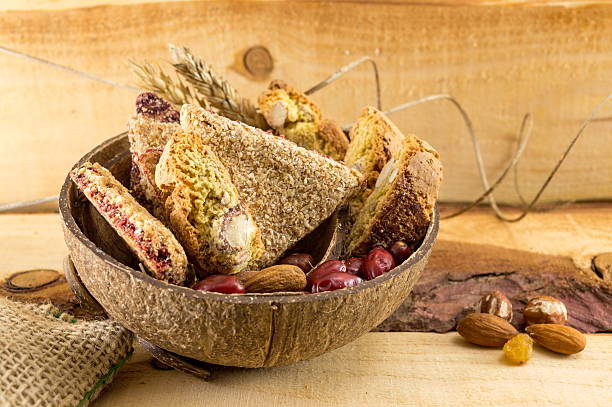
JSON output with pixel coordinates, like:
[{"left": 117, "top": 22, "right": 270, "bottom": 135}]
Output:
[
  {"left": 258, "top": 80, "right": 349, "bottom": 160},
  {"left": 155, "top": 130, "right": 264, "bottom": 275},
  {"left": 344, "top": 134, "right": 443, "bottom": 257},
  {"left": 343, "top": 106, "right": 406, "bottom": 216},
  {"left": 70, "top": 162, "right": 189, "bottom": 285},
  {"left": 180, "top": 104, "right": 363, "bottom": 268}
]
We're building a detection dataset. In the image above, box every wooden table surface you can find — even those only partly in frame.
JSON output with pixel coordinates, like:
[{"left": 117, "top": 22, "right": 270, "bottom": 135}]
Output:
[{"left": 1, "top": 207, "right": 611, "bottom": 406}]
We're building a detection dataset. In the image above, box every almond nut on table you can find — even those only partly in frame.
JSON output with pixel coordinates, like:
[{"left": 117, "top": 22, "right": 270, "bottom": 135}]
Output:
[
  {"left": 526, "top": 324, "right": 586, "bottom": 355},
  {"left": 457, "top": 313, "right": 519, "bottom": 347}
]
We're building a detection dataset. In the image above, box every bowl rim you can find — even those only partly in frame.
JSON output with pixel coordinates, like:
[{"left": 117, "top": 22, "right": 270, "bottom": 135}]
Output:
[{"left": 59, "top": 132, "right": 439, "bottom": 305}]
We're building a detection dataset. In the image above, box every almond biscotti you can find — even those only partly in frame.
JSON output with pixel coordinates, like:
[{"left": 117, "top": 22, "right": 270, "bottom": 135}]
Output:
[
  {"left": 127, "top": 93, "right": 180, "bottom": 217},
  {"left": 180, "top": 104, "right": 363, "bottom": 268},
  {"left": 155, "top": 130, "right": 264, "bottom": 275},
  {"left": 344, "top": 134, "right": 443, "bottom": 257},
  {"left": 70, "top": 162, "right": 189, "bottom": 285},
  {"left": 258, "top": 80, "right": 349, "bottom": 161}
]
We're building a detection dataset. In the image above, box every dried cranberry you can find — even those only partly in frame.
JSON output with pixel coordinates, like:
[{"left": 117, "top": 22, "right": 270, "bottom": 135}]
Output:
[
  {"left": 279, "top": 253, "right": 314, "bottom": 273},
  {"left": 345, "top": 257, "right": 364, "bottom": 277},
  {"left": 307, "top": 260, "right": 346, "bottom": 286},
  {"left": 311, "top": 272, "right": 363, "bottom": 293},
  {"left": 389, "top": 241, "right": 413, "bottom": 265},
  {"left": 192, "top": 275, "right": 246, "bottom": 294},
  {"left": 362, "top": 247, "right": 396, "bottom": 280}
]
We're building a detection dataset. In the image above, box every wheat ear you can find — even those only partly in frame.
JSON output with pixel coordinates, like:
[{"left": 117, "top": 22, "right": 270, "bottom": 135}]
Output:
[{"left": 168, "top": 44, "right": 266, "bottom": 128}]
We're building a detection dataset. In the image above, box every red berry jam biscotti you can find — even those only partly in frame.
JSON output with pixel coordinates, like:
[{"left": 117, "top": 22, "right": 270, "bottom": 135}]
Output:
[
  {"left": 127, "top": 92, "right": 181, "bottom": 219},
  {"left": 70, "top": 162, "right": 189, "bottom": 285}
]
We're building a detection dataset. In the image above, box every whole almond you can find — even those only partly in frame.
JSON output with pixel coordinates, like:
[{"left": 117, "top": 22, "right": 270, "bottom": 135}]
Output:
[
  {"left": 476, "top": 290, "right": 513, "bottom": 322},
  {"left": 524, "top": 296, "right": 567, "bottom": 325},
  {"left": 241, "top": 265, "right": 306, "bottom": 293},
  {"left": 526, "top": 324, "right": 586, "bottom": 355},
  {"left": 457, "top": 313, "right": 519, "bottom": 347}
]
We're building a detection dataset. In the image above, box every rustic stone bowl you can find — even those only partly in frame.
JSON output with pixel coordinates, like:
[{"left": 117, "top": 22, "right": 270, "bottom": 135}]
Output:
[{"left": 60, "top": 133, "right": 439, "bottom": 369}]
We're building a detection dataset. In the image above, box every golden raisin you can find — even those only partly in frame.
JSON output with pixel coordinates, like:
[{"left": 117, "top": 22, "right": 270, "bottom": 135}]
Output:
[{"left": 503, "top": 334, "right": 533, "bottom": 365}]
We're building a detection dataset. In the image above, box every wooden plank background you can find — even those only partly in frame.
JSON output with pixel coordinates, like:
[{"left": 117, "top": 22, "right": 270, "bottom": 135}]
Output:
[{"left": 1, "top": 0, "right": 611, "bottom": 206}]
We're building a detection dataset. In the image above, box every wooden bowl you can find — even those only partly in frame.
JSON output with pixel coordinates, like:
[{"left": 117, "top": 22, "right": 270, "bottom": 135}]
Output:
[{"left": 59, "top": 133, "right": 439, "bottom": 368}]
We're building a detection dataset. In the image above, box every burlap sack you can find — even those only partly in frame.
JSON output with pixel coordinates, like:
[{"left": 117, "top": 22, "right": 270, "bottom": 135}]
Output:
[{"left": 0, "top": 296, "right": 133, "bottom": 407}]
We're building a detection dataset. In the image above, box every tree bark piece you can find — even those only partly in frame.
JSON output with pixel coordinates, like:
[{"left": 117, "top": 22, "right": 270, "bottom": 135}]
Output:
[{"left": 377, "top": 240, "right": 612, "bottom": 333}]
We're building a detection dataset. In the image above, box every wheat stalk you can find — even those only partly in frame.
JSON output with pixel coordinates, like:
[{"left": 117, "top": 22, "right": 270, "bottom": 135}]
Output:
[
  {"left": 128, "top": 60, "right": 209, "bottom": 108},
  {"left": 168, "top": 44, "right": 266, "bottom": 128}
]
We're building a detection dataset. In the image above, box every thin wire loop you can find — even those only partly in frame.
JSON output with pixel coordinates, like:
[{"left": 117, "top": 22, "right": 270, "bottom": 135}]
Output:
[
  {"left": 0, "top": 195, "right": 59, "bottom": 213},
  {"left": 442, "top": 114, "right": 532, "bottom": 220},
  {"left": 0, "top": 45, "right": 140, "bottom": 91},
  {"left": 305, "top": 56, "right": 381, "bottom": 110},
  {"left": 485, "top": 93, "right": 612, "bottom": 222}
]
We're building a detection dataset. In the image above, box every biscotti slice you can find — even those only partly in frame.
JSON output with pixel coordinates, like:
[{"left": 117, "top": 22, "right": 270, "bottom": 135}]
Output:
[
  {"left": 70, "top": 162, "right": 189, "bottom": 285},
  {"left": 344, "top": 107, "right": 405, "bottom": 217},
  {"left": 155, "top": 130, "right": 264, "bottom": 275},
  {"left": 257, "top": 80, "right": 349, "bottom": 161},
  {"left": 127, "top": 92, "right": 180, "bottom": 217},
  {"left": 180, "top": 104, "right": 363, "bottom": 268},
  {"left": 344, "top": 134, "right": 443, "bottom": 257}
]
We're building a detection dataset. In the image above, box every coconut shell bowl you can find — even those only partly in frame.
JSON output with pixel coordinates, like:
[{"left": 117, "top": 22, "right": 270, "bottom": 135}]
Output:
[{"left": 59, "top": 133, "right": 439, "bottom": 374}]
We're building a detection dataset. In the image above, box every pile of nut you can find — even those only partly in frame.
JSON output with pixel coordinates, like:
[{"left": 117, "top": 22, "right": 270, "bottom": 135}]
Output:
[
  {"left": 190, "top": 241, "right": 412, "bottom": 294},
  {"left": 457, "top": 291, "right": 587, "bottom": 364}
]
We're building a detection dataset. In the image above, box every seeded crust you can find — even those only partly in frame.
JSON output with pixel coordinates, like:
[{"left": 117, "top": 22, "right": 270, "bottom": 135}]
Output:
[
  {"left": 70, "top": 162, "right": 189, "bottom": 285},
  {"left": 127, "top": 93, "right": 181, "bottom": 218},
  {"left": 180, "top": 104, "right": 363, "bottom": 268},
  {"left": 155, "top": 131, "right": 264, "bottom": 275},
  {"left": 257, "top": 80, "right": 349, "bottom": 161},
  {"left": 344, "top": 134, "right": 443, "bottom": 257},
  {"left": 344, "top": 106, "right": 406, "bottom": 218}
]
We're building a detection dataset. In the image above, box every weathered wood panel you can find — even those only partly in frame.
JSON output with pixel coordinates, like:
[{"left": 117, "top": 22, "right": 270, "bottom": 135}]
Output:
[{"left": 1, "top": 1, "right": 611, "bottom": 205}]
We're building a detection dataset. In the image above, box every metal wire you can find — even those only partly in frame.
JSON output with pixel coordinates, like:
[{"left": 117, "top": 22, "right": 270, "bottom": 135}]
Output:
[
  {"left": 0, "top": 45, "right": 140, "bottom": 91},
  {"left": 305, "top": 56, "right": 381, "bottom": 110}
]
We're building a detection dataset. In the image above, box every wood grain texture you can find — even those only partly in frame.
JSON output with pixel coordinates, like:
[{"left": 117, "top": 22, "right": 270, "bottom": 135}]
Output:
[
  {"left": 1, "top": 1, "right": 612, "bottom": 205},
  {"left": 96, "top": 333, "right": 611, "bottom": 407},
  {"left": 0, "top": 209, "right": 610, "bottom": 405},
  {"left": 3, "top": 1, "right": 611, "bottom": 12}
]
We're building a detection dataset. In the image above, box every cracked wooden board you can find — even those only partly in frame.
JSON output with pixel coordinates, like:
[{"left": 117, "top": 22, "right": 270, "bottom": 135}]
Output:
[{"left": 377, "top": 240, "right": 612, "bottom": 333}]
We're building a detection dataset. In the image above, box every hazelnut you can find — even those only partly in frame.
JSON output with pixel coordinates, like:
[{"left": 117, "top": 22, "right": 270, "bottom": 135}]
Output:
[
  {"left": 523, "top": 296, "right": 567, "bottom": 325},
  {"left": 476, "top": 290, "right": 513, "bottom": 322}
]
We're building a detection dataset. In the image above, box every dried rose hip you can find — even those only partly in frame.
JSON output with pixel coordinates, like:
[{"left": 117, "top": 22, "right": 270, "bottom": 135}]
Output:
[
  {"left": 192, "top": 275, "right": 246, "bottom": 294},
  {"left": 311, "top": 272, "right": 363, "bottom": 293},
  {"left": 362, "top": 247, "right": 396, "bottom": 280},
  {"left": 279, "top": 253, "right": 314, "bottom": 273},
  {"left": 307, "top": 260, "right": 347, "bottom": 285},
  {"left": 389, "top": 241, "right": 413, "bottom": 265},
  {"left": 345, "top": 257, "right": 364, "bottom": 277}
]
